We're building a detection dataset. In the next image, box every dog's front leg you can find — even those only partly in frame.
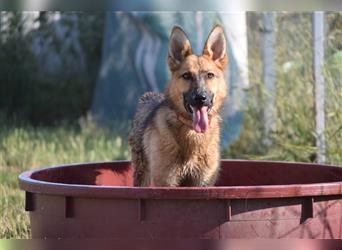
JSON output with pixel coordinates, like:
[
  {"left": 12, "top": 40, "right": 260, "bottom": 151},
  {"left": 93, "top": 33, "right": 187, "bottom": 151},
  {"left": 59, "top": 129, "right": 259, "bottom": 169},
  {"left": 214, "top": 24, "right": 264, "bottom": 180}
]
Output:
[{"left": 149, "top": 162, "right": 182, "bottom": 187}]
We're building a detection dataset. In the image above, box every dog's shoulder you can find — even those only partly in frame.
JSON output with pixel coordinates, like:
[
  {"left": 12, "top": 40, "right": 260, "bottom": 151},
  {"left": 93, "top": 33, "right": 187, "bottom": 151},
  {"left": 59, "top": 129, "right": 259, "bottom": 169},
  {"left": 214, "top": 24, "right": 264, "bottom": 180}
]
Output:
[
  {"left": 136, "top": 92, "right": 165, "bottom": 124},
  {"left": 138, "top": 92, "right": 165, "bottom": 106},
  {"left": 129, "top": 92, "right": 166, "bottom": 144}
]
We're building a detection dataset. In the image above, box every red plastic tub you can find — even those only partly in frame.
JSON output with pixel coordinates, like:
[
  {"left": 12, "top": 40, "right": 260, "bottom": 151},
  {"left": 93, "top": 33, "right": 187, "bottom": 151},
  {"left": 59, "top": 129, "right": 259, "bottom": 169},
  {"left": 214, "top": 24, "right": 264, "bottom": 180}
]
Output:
[{"left": 19, "top": 160, "right": 342, "bottom": 239}]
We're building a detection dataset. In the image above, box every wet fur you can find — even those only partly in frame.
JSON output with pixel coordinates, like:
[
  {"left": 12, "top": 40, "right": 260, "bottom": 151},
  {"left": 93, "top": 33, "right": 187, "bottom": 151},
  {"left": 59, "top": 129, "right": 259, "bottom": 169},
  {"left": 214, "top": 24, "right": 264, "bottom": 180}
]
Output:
[{"left": 129, "top": 26, "right": 228, "bottom": 187}]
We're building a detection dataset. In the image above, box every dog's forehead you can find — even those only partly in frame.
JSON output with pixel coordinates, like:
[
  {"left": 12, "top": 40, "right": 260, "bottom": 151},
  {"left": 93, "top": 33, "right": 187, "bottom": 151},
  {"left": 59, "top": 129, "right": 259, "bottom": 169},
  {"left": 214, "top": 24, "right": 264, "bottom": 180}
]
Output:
[{"left": 181, "top": 55, "right": 217, "bottom": 72}]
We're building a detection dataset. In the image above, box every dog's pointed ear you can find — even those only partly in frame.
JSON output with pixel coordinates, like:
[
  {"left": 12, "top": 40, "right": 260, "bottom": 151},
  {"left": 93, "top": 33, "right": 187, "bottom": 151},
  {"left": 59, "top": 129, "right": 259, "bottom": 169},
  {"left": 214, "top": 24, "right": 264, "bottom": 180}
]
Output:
[
  {"left": 203, "top": 25, "right": 227, "bottom": 70},
  {"left": 168, "top": 26, "right": 192, "bottom": 71}
]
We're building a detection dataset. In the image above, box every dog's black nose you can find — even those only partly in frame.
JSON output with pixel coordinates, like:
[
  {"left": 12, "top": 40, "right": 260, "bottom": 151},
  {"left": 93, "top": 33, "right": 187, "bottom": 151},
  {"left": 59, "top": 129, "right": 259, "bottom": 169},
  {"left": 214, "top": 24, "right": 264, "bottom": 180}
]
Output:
[{"left": 194, "top": 93, "right": 207, "bottom": 105}]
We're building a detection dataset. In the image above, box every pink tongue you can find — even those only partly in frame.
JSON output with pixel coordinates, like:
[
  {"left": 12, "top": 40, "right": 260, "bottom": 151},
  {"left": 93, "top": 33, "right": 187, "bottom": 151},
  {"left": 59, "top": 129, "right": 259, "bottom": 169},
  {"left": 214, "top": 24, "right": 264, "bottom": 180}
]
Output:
[{"left": 192, "top": 106, "right": 209, "bottom": 133}]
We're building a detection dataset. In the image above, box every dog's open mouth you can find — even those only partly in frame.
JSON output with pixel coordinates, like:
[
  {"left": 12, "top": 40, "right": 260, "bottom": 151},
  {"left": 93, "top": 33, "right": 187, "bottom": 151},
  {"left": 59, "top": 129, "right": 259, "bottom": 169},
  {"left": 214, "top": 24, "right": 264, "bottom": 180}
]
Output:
[
  {"left": 190, "top": 105, "right": 209, "bottom": 133},
  {"left": 183, "top": 92, "right": 213, "bottom": 133}
]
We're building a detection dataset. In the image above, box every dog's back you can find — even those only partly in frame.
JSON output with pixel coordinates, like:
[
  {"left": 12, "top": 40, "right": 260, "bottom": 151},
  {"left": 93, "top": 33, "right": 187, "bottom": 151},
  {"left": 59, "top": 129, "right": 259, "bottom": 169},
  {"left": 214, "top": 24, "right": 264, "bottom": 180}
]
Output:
[{"left": 129, "top": 92, "right": 165, "bottom": 186}]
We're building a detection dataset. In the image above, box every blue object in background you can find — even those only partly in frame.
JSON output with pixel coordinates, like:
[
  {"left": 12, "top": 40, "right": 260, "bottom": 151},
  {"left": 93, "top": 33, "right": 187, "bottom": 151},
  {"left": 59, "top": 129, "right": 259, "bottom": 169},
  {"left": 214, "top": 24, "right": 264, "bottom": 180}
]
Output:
[{"left": 91, "top": 12, "right": 247, "bottom": 149}]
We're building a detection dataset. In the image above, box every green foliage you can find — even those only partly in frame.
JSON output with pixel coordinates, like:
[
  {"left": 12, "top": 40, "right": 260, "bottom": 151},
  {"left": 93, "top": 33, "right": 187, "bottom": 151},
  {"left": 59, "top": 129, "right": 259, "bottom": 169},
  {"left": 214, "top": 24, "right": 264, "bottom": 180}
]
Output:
[
  {"left": 0, "top": 12, "right": 104, "bottom": 125},
  {"left": 223, "top": 13, "right": 342, "bottom": 165}
]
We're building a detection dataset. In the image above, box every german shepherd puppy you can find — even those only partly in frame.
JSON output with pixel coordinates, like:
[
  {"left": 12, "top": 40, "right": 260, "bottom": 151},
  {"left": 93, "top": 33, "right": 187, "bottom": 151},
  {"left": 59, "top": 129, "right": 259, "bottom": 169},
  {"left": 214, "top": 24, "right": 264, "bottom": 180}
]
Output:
[{"left": 129, "top": 25, "right": 228, "bottom": 187}]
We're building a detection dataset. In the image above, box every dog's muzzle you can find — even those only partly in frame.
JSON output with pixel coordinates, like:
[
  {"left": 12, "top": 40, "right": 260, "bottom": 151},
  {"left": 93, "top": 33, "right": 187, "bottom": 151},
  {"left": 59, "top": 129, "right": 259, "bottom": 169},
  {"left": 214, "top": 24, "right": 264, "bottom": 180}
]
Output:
[
  {"left": 192, "top": 89, "right": 213, "bottom": 107},
  {"left": 183, "top": 89, "right": 214, "bottom": 133}
]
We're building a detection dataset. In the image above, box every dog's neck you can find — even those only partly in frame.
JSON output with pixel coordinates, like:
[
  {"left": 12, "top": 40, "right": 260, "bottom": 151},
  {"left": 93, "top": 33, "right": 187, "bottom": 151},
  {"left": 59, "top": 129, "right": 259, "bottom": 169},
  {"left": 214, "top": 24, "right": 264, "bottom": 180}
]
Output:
[{"left": 176, "top": 113, "right": 193, "bottom": 129}]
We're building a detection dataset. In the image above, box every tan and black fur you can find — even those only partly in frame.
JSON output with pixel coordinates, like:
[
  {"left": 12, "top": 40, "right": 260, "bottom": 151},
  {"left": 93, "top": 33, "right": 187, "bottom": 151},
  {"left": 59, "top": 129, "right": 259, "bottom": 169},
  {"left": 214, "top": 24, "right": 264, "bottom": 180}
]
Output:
[{"left": 129, "top": 25, "right": 228, "bottom": 187}]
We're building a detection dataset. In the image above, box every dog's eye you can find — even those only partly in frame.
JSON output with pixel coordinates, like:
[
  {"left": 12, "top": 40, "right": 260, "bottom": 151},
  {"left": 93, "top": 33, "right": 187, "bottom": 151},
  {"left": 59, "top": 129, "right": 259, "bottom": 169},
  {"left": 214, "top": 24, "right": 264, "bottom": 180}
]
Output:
[
  {"left": 182, "top": 72, "right": 192, "bottom": 80},
  {"left": 207, "top": 72, "right": 215, "bottom": 79}
]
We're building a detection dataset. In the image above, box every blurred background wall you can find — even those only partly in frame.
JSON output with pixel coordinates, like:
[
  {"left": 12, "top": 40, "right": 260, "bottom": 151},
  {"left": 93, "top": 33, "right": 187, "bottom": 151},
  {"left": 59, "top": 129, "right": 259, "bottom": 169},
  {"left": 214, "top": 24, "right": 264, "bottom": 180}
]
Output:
[{"left": 90, "top": 12, "right": 249, "bottom": 147}]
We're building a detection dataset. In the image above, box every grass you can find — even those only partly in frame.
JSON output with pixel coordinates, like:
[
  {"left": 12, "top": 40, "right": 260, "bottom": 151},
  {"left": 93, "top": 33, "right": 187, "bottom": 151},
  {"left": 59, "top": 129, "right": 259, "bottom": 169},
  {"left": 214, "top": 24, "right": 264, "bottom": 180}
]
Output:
[{"left": 0, "top": 116, "right": 129, "bottom": 238}]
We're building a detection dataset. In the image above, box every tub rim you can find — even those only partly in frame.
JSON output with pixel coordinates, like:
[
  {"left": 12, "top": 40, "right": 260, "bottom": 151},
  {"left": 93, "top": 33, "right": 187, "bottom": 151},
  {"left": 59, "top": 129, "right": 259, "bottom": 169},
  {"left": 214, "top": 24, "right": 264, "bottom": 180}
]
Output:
[{"left": 18, "top": 160, "right": 342, "bottom": 200}]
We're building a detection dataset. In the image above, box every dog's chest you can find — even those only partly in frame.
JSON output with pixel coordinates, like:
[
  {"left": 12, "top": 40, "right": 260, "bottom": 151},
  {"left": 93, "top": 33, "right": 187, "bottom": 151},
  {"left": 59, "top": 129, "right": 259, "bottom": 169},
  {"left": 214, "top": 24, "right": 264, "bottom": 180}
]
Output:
[{"left": 182, "top": 156, "right": 208, "bottom": 172}]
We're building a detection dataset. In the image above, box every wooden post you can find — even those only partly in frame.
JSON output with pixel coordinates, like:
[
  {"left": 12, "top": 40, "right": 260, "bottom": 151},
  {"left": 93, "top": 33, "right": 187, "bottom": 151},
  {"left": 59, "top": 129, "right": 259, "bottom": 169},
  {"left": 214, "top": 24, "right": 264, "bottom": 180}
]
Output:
[
  {"left": 262, "top": 12, "right": 277, "bottom": 146},
  {"left": 312, "top": 12, "right": 326, "bottom": 163}
]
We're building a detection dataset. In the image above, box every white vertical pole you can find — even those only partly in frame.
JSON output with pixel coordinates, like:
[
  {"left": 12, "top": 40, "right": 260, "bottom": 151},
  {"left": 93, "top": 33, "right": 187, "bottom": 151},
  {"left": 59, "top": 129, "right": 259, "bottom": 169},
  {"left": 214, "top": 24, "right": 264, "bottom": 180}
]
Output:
[
  {"left": 262, "top": 12, "right": 277, "bottom": 146},
  {"left": 312, "top": 12, "right": 326, "bottom": 163},
  {"left": 195, "top": 11, "right": 202, "bottom": 54}
]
